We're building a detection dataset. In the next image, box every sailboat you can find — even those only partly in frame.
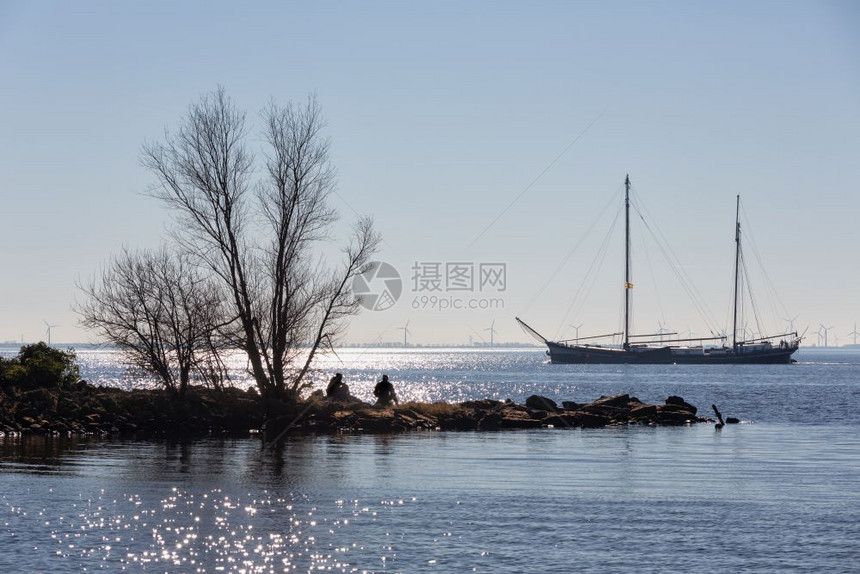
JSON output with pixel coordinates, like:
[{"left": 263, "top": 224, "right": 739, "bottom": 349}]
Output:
[{"left": 517, "top": 176, "right": 801, "bottom": 364}]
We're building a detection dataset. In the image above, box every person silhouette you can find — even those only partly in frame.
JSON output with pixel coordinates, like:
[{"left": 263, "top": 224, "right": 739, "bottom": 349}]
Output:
[
  {"left": 373, "top": 374, "right": 399, "bottom": 407},
  {"left": 326, "top": 372, "right": 350, "bottom": 400}
]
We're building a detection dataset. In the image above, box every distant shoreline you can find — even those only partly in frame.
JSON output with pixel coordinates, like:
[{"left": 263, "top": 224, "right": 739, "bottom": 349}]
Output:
[
  {"left": 0, "top": 342, "right": 542, "bottom": 350},
  {"left": 3, "top": 343, "right": 857, "bottom": 351}
]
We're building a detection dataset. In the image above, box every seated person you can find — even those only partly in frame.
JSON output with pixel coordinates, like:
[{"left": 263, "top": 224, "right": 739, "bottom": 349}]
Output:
[
  {"left": 326, "top": 373, "right": 351, "bottom": 401},
  {"left": 373, "top": 374, "right": 399, "bottom": 407}
]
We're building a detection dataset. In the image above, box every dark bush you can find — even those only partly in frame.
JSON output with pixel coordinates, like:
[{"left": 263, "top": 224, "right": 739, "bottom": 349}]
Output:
[{"left": 0, "top": 343, "right": 80, "bottom": 390}]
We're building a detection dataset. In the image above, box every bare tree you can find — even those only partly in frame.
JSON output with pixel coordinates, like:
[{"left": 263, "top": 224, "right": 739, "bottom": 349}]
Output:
[
  {"left": 77, "top": 247, "right": 225, "bottom": 397},
  {"left": 192, "top": 329, "right": 235, "bottom": 391},
  {"left": 141, "top": 87, "right": 379, "bottom": 400}
]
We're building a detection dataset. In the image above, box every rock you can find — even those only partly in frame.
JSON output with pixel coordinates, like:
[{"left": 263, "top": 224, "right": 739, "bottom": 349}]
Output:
[
  {"left": 581, "top": 404, "right": 628, "bottom": 417},
  {"left": 394, "top": 408, "right": 437, "bottom": 429},
  {"left": 655, "top": 407, "right": 696, "bottom": 425},
  {"left": 661, "top": 403, "right": 696, "bottom": 415},
  {"left": 351, "top": 410, "right": 394, "bottom": 432},
  {"left": 439, "top": 413, "right": 478, "bottom": 431},
  {"left": 49, "top": 420, "right": 68, "bottom": 432},
  {"left": 573, "top": 412, "right": 610, "bottom": 428},
  {"left": 578, "top": 403, "right": 631, "bottom": 424},
  {"left": 666, "top": 396, "right": 697, "bottom": 415},
  {"left": 542, "top": 414, "right": 579, "bottom": 428},
  {"left": 561, "top": 401, "right": 581, "bottom": 411},
  {"left": 498, "top": 413, "right": 544, "bottom": 429},
  {"left": 460, "top": 399, "right": 503, "bottom": 410},
  {"left": 630, "top": 404, "right": 658, "bottom": 416},
  {"left": 477, "top": 411, "right": 503, "bottom": 430},
  {"left": 525, "top": 395, "right": 559, "bottom": 412},
  {"left": 592, "top": 394, "right": 630, "bottom": 408}
]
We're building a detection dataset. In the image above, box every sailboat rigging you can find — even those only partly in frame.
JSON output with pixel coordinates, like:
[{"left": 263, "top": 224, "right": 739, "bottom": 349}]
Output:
[{"left": 517, "top": 176, "right": 801, "bottom": 364}]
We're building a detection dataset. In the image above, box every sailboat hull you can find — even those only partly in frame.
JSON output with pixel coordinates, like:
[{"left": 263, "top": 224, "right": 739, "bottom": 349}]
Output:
[
  {"left": 547, "top": 341, "right": 797, "bottom": 364},
  {"left": 546, "top": 342, "right": 671, "bottom": 364}
]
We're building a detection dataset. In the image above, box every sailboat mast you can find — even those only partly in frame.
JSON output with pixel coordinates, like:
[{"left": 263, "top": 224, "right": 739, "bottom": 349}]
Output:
[
  {"left": 624, "top": 175, "right": 631, "bottom": 350},
  {"left": 732, "top": 195, "right": 741, "bottom": 349}
]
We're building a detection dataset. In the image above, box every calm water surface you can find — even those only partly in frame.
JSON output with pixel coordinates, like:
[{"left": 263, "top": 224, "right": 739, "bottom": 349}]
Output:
[{"left": 2, "top": 347, "right": 859, "bottom": 572}]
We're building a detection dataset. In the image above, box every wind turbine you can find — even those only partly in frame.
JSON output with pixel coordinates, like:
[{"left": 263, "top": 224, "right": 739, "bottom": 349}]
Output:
[
  {"left": 44, "top": 320, "right": 58, "bottom": 346},
  {"left": 569, "top": 323, "right": 584, "bottom": 344},
  {"left": 819, "top": 324, "right": 834, "bottom": 347},
  {"left": 398, "top": 320, "right": 411, "bottom": 347},
  {"left": 783, "top": 315, "right": 799, "bottom": 334},
  {"left": 484, "top": 319, "right": 497, "bottom": 347},
  {"left": 849, "top": 322, "right": 860, "bottom": 346}
]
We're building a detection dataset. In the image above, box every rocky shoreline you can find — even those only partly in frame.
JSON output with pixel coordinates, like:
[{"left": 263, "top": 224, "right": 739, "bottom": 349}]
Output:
[
  {"left": 0, "top": 381, "right": 711, "bottom": 438},
  {"left": 272, "top": 392, "right": 709, "bottom": 435},
  {"left": 0, "top": 383, "right": 263, "bottom": 437}
]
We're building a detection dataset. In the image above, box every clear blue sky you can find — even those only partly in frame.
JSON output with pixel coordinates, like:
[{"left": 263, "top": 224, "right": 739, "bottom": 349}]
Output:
[{"left": 1, "top": 0, "right": 858, "bottom": 346}]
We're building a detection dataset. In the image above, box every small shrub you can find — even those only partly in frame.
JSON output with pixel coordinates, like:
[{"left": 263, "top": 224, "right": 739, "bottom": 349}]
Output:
[{"left": 0, "top": 343, "right": 80, "bottom": 390}]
